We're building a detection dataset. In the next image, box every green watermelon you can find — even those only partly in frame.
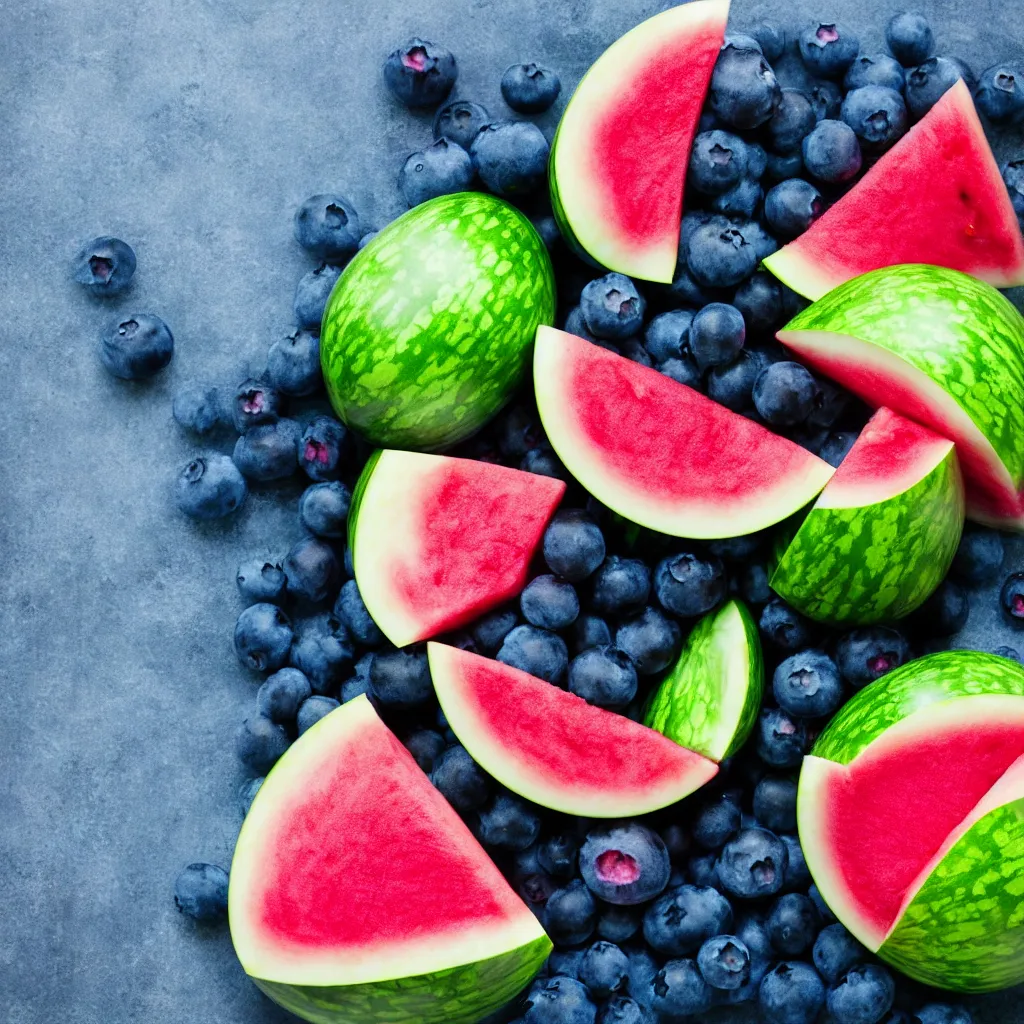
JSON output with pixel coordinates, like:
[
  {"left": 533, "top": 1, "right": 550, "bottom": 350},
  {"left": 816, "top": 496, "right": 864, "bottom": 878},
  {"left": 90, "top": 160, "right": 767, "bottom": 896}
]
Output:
[
  {"left": 320, "top": 192, "right": 555, "bottom": 451},
  {"left": 230, "top": 695, "right": 550, "bottom": 1023},
  {"left": 797, "top": 651, "right": 1024, "bottom": 992},
  {"left": 771, "top": 408, "right": 964, "bottom": 625},
  {"left": 777, "top": 264, "right": 1024, "bottom": 530},
  {"left": 643, "top": 600, "right": 763, "bottom": 760}
]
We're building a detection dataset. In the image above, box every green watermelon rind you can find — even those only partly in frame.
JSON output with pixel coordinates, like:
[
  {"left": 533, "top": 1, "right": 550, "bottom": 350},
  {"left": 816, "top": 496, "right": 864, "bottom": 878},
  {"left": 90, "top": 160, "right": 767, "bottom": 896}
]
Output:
[
  {"left": 250, "top": 934, "right": 552, "bottom": 1024},
  {"left": 346, "top": 449, "right": 382, "bottom": 559},
  {"left": 770, "top": 443, "right": 964, "bottom": 625}
]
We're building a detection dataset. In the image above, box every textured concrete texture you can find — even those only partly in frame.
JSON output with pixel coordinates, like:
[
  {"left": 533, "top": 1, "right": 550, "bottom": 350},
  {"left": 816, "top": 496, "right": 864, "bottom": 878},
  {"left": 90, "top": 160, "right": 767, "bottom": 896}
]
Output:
[{"left": 2, "top": 0, "right": 1024, "bottom": 1021}]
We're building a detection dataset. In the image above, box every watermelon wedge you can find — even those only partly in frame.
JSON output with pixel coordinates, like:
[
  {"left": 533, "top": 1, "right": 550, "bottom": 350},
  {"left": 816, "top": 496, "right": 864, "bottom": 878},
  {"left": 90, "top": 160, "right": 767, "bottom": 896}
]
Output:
[
  {"left": 428, "top": 643, "right": 719, "bottom": 817},
  {"left": 549, "top": 1, "right": 729, "bottom": 283},
  {"left": 229, "top": 695, "right": 551, "bottom": 1024},
  {"left": 533, "top": 326, "right": 834, "bottom": 538},
  {"left": 797, "top": 651, "right": 1024, "bottom": 993},
  {"left": 764, "top": 80, "right": 1024, "bottom": 299},
  {"left": 350, "top": 451, "right": 565, "bottom": 648},
  {"left": 778, "top": 264, "right": 1024, "bottom": 529},
  {"left": 771, "top": 408, "right": 964, "bottom": 624}
]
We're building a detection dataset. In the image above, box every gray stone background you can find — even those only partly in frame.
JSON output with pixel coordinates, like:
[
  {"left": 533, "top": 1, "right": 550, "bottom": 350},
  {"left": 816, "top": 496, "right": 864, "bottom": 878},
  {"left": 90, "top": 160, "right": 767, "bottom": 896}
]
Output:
[{"left": 2, "top": 0, "right": 1023, "bottom": 1021}]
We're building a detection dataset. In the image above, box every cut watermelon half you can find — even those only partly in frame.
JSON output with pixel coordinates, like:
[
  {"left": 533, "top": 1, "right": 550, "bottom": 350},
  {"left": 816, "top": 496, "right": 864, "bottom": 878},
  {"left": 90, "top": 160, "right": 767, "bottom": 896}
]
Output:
[
  {"left": 428, "top": 643, "right": 719, "bottom": 817},
  {"left": 764, "top": 80, "right": 1024, "bottom": 299},
  {"left": 549, "top": 0, "right": 729, "bottom": 282},
  {"left": 534, "top": 326, "right": 834, "bottom": 538},
  {"left": 230, "top": 695, "right": 550, "bottom": 1024},
  {"left": 350, "top": 451, "right": 565, "bottom": 648}
]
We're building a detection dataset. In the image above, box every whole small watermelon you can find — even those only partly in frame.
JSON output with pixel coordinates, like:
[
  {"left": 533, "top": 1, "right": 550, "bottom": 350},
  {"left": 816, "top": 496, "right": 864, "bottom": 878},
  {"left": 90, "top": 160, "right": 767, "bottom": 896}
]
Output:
[{"left": 320, "top": 192, "right": 555, "bottom": 450}]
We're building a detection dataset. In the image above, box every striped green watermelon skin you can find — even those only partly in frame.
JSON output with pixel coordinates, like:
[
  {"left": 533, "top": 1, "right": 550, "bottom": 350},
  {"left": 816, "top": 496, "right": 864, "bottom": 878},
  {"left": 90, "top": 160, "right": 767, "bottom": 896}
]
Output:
[
  {"left": 813, "top": 652, "right": 1024, "bottom": 766},
  {"left": 320, "top": 193, "right": 556, "bottom": 451},
  {"left": 770, "top": 444, "right": 964, "bottom": 625},
  {"left": 879, "top": 797, "right": 1024, "bottom": 993},
  {"left": 251, "top": 935, "right": 551, "bottom": 1024}
]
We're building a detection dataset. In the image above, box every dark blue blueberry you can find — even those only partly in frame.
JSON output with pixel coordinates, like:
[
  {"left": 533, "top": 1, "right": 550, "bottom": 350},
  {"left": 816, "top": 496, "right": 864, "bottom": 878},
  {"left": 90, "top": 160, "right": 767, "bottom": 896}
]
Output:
[
  {"left": 173, "top": 385, "right": 225, "bottom": 436},
  {"left": 296, "top": 695, "right": 339, "bottom": 734},
  {"left": 574, "top": 614, "right": 612, "bottom": 654},
  {"left": 546, "top": 948, "right": 583, "bottom": 978},
  {"left": 845, "top": 54, "right": 906, "bottom": 92},
  {"left": 753, "top": 361, "right": 818, "bottom": 425},
  {"left": 521, "top": 574, "right": 580, "bottom": 630},
  {"left": 236, "top": 714, "right": 291, "bottom": 772},
  {"left": 709, "top": 177, "right": 764, "bottom": 218},
  {"left": 532, "top": 215, "right": 560, "bottom": 252},
  {"left": 497, "top": 624, "right": 569, "bottom": 684},
  {"left": 644, "top": 309, "right": 694, "bottom": 363},
  {"left": 654, "top": 552, "right": 727, "bottom": 618},
  {"left": 299, "top": 481, "right": 351, "bottom": 539},
  {"left": 750, "top": 23, "right": 786, "bottom": 63},
  {"left": 764, "top": 149, "right": 805, "bottom": 184},
  {"left": 693, "top": 794, "right": 742, "bottom": 850},
  {"left": 597, "top": 905, "right": 640, "bottom": 944},
  {"left": 478, "top": 793, "right": 541, "bottom": 851},
  {"left": 835, "top": 627, "right": 910, "bottom": 688},
  {"left": 234, "top": 603, "right": 293, "bottom": 673},
  {"left": 916, "top": 1005, "right": 974, "bottom": 1024},
  {"left": 912, "top": 579, "right": 969, "bottom": 635},
  {"left": 176, "top": 454, "right": 247, "bottom": 520},
  {"left": 236, "top": 558, "right": 287, "bottom": 603},
  {"left": 521, "top": 447, "right": 567, "bottom": 480},
  {"left": 952, "top": 525, "right": 1005, "bottom": 583},
  {"left": 690, "top": 303, "right": 746, "bottom": 369},
  {"left": 100, "top": 313, "right": 173, "bottom": 379},
  {"left": 579, "top": 941, "right": 629, "bottom": 998},
  {"left": 580, "top": 822, "right": 670, "bottom": 905},
  {"left": 471, "top": 121, "right": 548, "bottom": 196},
  {"left": 1001, "top": 572, "right": 1024, "bottom": 624},
  {"left": 615, "top": 607, "right": 681, "bottom": 675},
  {"left": 231, "top": 378, "right": 283, "bottom": 432},
  {"left": 813, "top": 923, "right": 866, "bottom": 984},
  {"left": 643, "top": 884, "right": 733, "bottom": 956},
  {"left": 886, "top": 12, "right": 934, "bottom": 67},
  {"left": 568, "top": 645, "right": 638, "bottom": 708},
  {"left": 433, "top": 99, "right": 489, "bottom": 148},
  {"left": 760, "top": 598, "right": 814, "bottom": 650},
  {"left": 626, "top": 948, "right": 658, "bottom": 1004},
  {"left": 502, "top": 63, "right": 561, "bottom": 113},
  {"left": 753, "top": 776, "right": 798, "bottom": 832},
  {"left": 334, "top": 579, "right": 384, "bottom": 646},
  {"left": 764, "top": 179, "right": 823, "bottom": 238},
  {"left": 688, "top": 130, "right": 749, "bottom": 195},
  {"left": 759, "top": 962, "right": 826, "bottom": 1024},
  {"left": 298, "top": 415, "right": 348, "bottom": 482},
  {"left": 294, "top": 262, "right": 342, "bottom": 330},
  {"left": 499, "top": 404, "right": 544, "bottom": 457},
  {"left": 525, "top": 975, "right": 596, "bottom": 1024},
  {"left": 698, "top": 935, "right": 751, "bottom": 990},
  {"left": 737, "top": 219, "right": 779, "bottom": 264},
  {"left": 756, "top": 708, "right": 810, "bottom": 768},
  {"left": 686, "top": 221, "right": 757, "bottom": 288},
  {"left": 284, "top": 536, "right": 340, "bottom": 604},
  {"left": 707, "top": 350, "right": 765, "bottom": 411},
  {"left": 767, "top": 892, "right": 819, "bottom": 955},
  {"left": 369, "top": 647, "right": 432, "bottom": 707},
  {"left": 719, "top": 827, "right": 788, "bottom": 899},
  {"left": 400, "top": 138, "right": 474, "bottom": 207},
  {"left": 173, "top": 863, "right": 229, "bottom": 924},
  {"left": 709, "top": 532, "right": 762, "bottom": 562},
  {"left": 819, "top": 430, "right": 859, "bottom": 467},
  {"left": 544, "top": 509, "right": 606, "bottom": 581},
  {"left": 659, "top": 356, "right": 702, "bottom": 388},
  {"left": 538, "top": 834, "right": 578, "bottom": 878},
  {"left": 580, "top": 273, "right": 645, "bottom": 340},
  {"left": 596, "top": 996, "right": 645, "bottom": 1024},
  {"left": 905, "top": 57, "right": 970, "bottom": 120},
  {"left": 267, "top": 329, "right": 322, "bottom": 397},
  {"left": 781, "top": 833, "right": 811, "bottom": 891},
  {"left": 431, "top": 744, "right": 490, "bottom": 811},
  {"left": 995, "top": 645, "right": 1024, "bottom": 662},
  {"left": 404, "top": 729, "right": 445, "bottom": 773},
  {"left": 841, "top": 86, "right": 908, "bottom": 152},
  {"left": 773, "top": 649, "right": 843, "bottom": 718},
  {"left": 828, "top": 964, "right": 895, "bottom": 1024},
  {"left": 544, "top": 878, "right": 598, "bottom": 947},
  {"left": 74, "top": 236, "right": 136, "bottom": 295},
  {"left": 746, "top": 141, "right": 769, "bottom": 179},
  {"left": 799, "top": 23, "right": 860, "bottom": 79},
  {"left": 710, "top": 46, "right": 782, "bottom": 129},
  {"left": 293, "top": 194, "right": 360, "bottom": 263},
  {"left": 257, "top": 667, "right": 312, "bottom": 725},
  {"left": 383, "top": 38, "right": 457, "bottom": 107},
  {"left": 233, "top": 418, "right": 301, "bottom": 481},
  {"left": 723, "top": 33, "right": 763, "bottom": 54},
  {"left": 807, "top": 380, "right": 851, "bottom": 430},
  {"left": 664, "top": 265, "right": 712, "bottom": 307},
  {"left": 809, "top": 883, "right": 836, "bottom": 923},
  {"left": 563, "top": 305, "right": 598, "bottom": 342},
  {"left": 290, "top": 613, "right": 354, "bottom": 693},
  {"left": 739, "top": 561, "right": 772, "bottom": 605},
  {"left": 650, "top": 959, "right": 711, "bottom": 1017},
  {"left": 688, "top": 851, "right": 720, "bottom": 888},
  {"left": 802, "top": 119, "right": 862, "bottom": 183},
  {"left": 589, "top": 556, "right": 651, "bottom": 616},
  {"left": 358, "top": 231, "right": 377, "bottom": 249},
  {"left": 767, "top": 90, "right": 817, "bottom": 154},
  {"left": 238, "top": 777, "right": 263, "bottom": 817},
  {"left": 471, "top": 607, "right": 518, "bottom": 654}
]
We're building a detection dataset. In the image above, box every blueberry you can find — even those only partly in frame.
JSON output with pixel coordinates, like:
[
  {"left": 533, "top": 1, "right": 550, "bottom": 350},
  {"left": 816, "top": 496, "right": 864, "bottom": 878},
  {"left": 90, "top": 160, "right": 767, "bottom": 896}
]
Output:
[
  {"left": 499, "top": 405, "right": 544, "bottom": 457},
  {"left": 521, "top": 575, "right": 580, "bottom": 630},
  {"left": 809, "top": 883, "right": 836, "bottom": 923},
  {"left": 525, "top": 975, "right": 597, "bottom": 1024},
  {"left": 767, "top": 892, "right": 819, "bottom": 955},
  {"left": 764, "top": 150, "right": 805, "bottom": 185},
  {"left": 753, "top": 361, "right": 818, "bottom": 425},
  {"left": 615, "top": 607, "right": 681, "bottom": 675},
  {"left": 236, "top": 714, "right": 291, "bottom": 772},
  {"left": 754, "top": 776, "right": 798, "bottom": 832},
  {"left": 1000, "top": 572, "right": 1024, "bottom": 624},
  {"left": 690, "top": 303, "right": 746, "bottom": 369},
  {"left": 767, "top": 91, "right": 817, "bottom": 155},
  {"left": 845, "top": 54, "right": 906, "bottom": 92},
  {"left": 773, "top": 649, "right": 843, "bottom": 718},
  {"left": 905, "top": 57, "right": 969, "bottom": 119},
  {"left": 709, "top": 177, "right": 764, "bottom": 218},
  {"left": 267, "top": 329, "right": 322, "bottom": 396},
  {"left": 497, "top": 625, "right": 569, "bottom": 684},
  {"left": 257, "top": 667, "right": 312, "bottom": 724},
  {"left": 686, "top": 222, "right": 757, "bottom": 289},
  {"left": 746, "top": 141, "right": 769, "bottom": 180},
  {"left": 358, "top": 231, "right": 377, "bottom": 249},
  {"left": 650, "top": 959, "right": 712, "bottom": 1017},
  {"left": 780, "top": 833, "right": 811, "bottom": 891},
  {"left": 433, "top": 99, "right": 490, "bottom": 148},
  {"left": 545, "top": 879, "right": 598, "bottom": 947},
  {"left": 233, "top": 419, "right": 301, "bottom": 481},
  {"left": 719, "top": 827, "right": 788, "bottom": 899},
  {"left": 532, "top": 214, "right": 560, "bottom": 252},
  {"left": 470, "top": 607, "right": 518, "bottom": 654},
  {"left": 813, "top": 923, "right": 866, "bottom": 984},
  {"left": 234, "top": 603, "right": 293, "bottom": 673},
  {"left": 403, "top": 729, "right": 445, "bottom": 774},
  {"left": 74, "top": 236, "right": 136, "bottom": 295},
  {"left": 333, "top": 580, "right": 384, "bottom": 647},
  {"left": 764, "top": 179, "right": 823, "bottom": 239},
  {"left": 289, "top": 613, "right": 354, "bottom": 693},
  {"left": 580, "top": 273, "right": 645, "bottom": 340},
  {"left": 995, "top": 645, "right": 1023, "bottom": 662},
  {"left": 521, "top": 447, "right": 568, "bottom": 480},
  {"left": 723, "top": 33, "right": 763, "bottom": 54},
  {"left": 740, "top": 562, "right": 772, "bottom": 605},
  {"left": 563, "top": 305, "right": 598, "bottom": 342},
  {"left": 400, "top": 138, "right": 475, "bottom": 207},
  {"left": 688, "top": 130, "right": 749, "bottom": 195},
  {"left": 431, "top": 745, "right": 490, "bottom": 811},
  {"left": 579, "top": 822, "right": 670, "bottom": 905},
  {"left": 916, "top": 1005, "right": 974, "bottom": 1024},
  {"left": 383, "top": 38, "right": 457, "bottom": 107},
  {"left": 886, "top": 13, "right": 934, "bottom": 67},
  {"left": 710, "top": 46, "right": 782, "bottom": 129},
  {"left": 298, "top": 415, "right": 348, "bottom": 482},
  {"left": 574, "top": 614, "right": 612, "bottom": 654},
  {"left": 173, "top": 385, "right": 226, "bottom": 437},
  {"left": 664, "top": 265, "right": 712, "bottom": 307},
  {"left": 644, "top": 884, "right": 733, "bottom": 957},
  {"left": 693, "top": 794, "right": 741, "bottom": 849},
  {"left": 597, "top": 906, "right": 640, "bottom": 945},
  {"left": 756, "top": 708, "right": 809, "bottom": 768},
  {"left": 568, "top": 645, "right": 638, "bottom": 708},
  {"left": 369, "top": 647, "right": 432, "bottom": 707},
  {"left": 589, "top": 556, "right": 651, "bottom": 616},
  {"left": 625, "top": 948, "right": 659, "bottom": 1004},
  {"left": 835, "top": 627, "right": 910, "bottom": 688},
  {"left": 698, "top": 935, "right": 751, "bottom": 990},
  {"left": 655, "top": 552, "right": 727, "bottom": 618},
  {"left": 173, "top": 863, "right": 229, "bottom": 924},
  {"left": 176, "top": 454, "right": 247, "bottom": 519},
  {"left": 750, "top": 22, "right": 786, "bottom": 63},
  {"left": 579, "top": 941, "right": 629, "bottom": 998},
  {"left": 759, "top": 962, "right": 825, "bottom": 1024},
  {"left": 760, "top": 598, "right": 813, "bottom": 649},
  {"left": 828, "top": 964, "right": 895, "bottom": 1024},
  {"left": 538, "top": 834, "right": 578, "bottom": 878},
  {"left": 688, "top": 851, "right": 721, "bottom": 889},
  {"left": 471, "top": 121, "right": 549, "bottom": 196},
  {"left": 735, "top": 273, "right": 783, "bottom": 335},
  {"left": 546, "top": 948, "right": 584, "bottom": 979},
  {"left": 841, "top": 86, "right": 908, "bottom": 152},
  {"left": 544, "top": 509, "right": 606, "bottom": 581},
  {"left": 231, "top": 378, "right": 283, "bottom": 432},
  {"left": 238, "top": 777, "right": 263, "bottom": 817},
  {"left": 819, "top": 430, "right": 859, "bottom": 467},
  {"left": 293, "top": 195, "right": 361, "bottom": 262},
  {"left": 799, "top": 23, "right": 859, "bottom": 79},
  {"left": 707, "top": 351, "right": 764, "bottom": 411},
  {"left": 802, "top": 119, "right": 862, "bottom": 183},
  {"left": 644, "top": 310, "right": 693, "bottom": 363},
  {"left": 912, "top": 579, "right": 968, "bottom": 635},
  {"left": 597, "top": 996, "right": 645, "bottom": 1024},
  {"left": 296, "top": 695, "right": 339, "bottom": 734},
  {"left": 657, "top": 356, "right": 702, "bottom": 388},
  {"left": 299, "top": 481, "right": 351, "bottom": 539},
  {"left": 502, "top": 63, "right": 561, "bottom": 114},
  {"left": 478, "top": 793, "right": 541, "bottom": 851},
  {"left": 284, "top": 536, "right": 340, "bottom": 604},
  {"left": 100, "top": 313, "right": 173, "bottom": 379},
  {"left": 953, "top": 525, "right": 1005, "bottom": 583},
  {"left": 294, "top": 263, "right": 342, "bottom": 330}
]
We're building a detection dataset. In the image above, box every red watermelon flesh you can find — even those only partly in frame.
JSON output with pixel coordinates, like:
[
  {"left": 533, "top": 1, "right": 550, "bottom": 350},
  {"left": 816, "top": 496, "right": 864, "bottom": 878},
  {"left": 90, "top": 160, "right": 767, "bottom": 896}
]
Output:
[
  {"left": 351, "top": 451, "right": 565, "bottom": 648},
  {"left": 764, "top": 80, "right": 1024, "bottom": 300},
  {"left": 533, "top": 327, "right": 834, "bottom": 538},
  {"left": 428, "top": 643, "right": 719, "bottom": 817}
]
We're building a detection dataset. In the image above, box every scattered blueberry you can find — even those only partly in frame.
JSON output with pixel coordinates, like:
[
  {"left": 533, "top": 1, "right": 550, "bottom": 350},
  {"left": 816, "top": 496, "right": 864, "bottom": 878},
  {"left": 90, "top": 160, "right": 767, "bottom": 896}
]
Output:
[
  {"left": 369, "top": 647, "right": 432, "bottom": 707},
  {"left": 257, "top": 667, "right": 312, "bottom": 724},
  {"left": 802, "top": 119, "right": 863, "bottom": 183},
  {"left": 299, "top": 481, "right": 351, "bottom": 539},
  {"left": 650, "top": 958, "right": 712, "bottom": 1017},
  {"left": 694, "top": 794, "right": 742, "bottom": 850},
  {"left": 707, "top": 350, "right": 765, "bottom": 411},
  {"left": 334, "top": 580, "right": 384, "bottom": 647},
  {"left": 289, "top": 613, "right": 354, "bottom": 693},
  {"left": 521, "top": 447, "right": 567, "bottom": 480},
  {"left": 236, "top": 714, "right": 291, "bottom": 772},
  {"left": 688, "top": 130, "right": 749, "bottom": 195},
  {"left": 760, "top": 598, "right": 814, "bottom": 650},
  {"left": 698, "top": 934, "right": 751, "bottom": 990},
  {"left": 478, "top": 793, "right": 541, "bottom": 851},
  {"left": 173, "top": 863, "right": 229, "bottom": 924},
  {"left": 905, "top": 57, "right": 970, "bottom": 120},
  {"left": 568, "top": 645, "right": 638, "bottom": 708},
  {"left": 750, "top": 22, "right": 786, "bottom": 62},
  {"left": 501, "top": 63, "right": 561, "bottom": 113},
  {"left": 690, "top": 302, "right": 746, "bottom": 369},
  {"left": 710, "top": 46, "right": 782, "bottom": 129},
  {"left": 383, "top": 38, "right": 457, "bottom": 107},
  {"left": 768, "top": 90, "right": 817, "bottom": 154},
  {"left": 267, "top": 329, "right": 322, "bottom": 397},
  {"left": 298, "top": 415, "right": 348, "bottom": 482},
  {"left": 644, "top": 884, "right": 733, "bottom": 956},
  {"left": 841, "top": 85, "right": 908, "bottom": 151},
  {"left": 709, "top": 176, "right": 764, "bottom": 218},
  {"left": 916, "top": 1005, "right": 975, "bottom": 1024},
  {"left": 471, "top": 607, "right": 519, "bottom": 654},
  {"left": 284, "top": 536, "right": 341, "bottom": 604},
  {"left": 521, "top": 574, "right": 580, "bottom": 630},
  {"left": 574, "top": 614, "right": 613, "bottom": 654},
  {"left": 719, "top": 827, "right": 788, "bottom": 899},
  {"left": 231, "top": 378, "right": 283, "bottom": 432},
  {"left": 754, "top": 361, "right": 818, "bottom": 426},
  {"left": 400, "top": 138, "right": 475, "bottom": 207},
  {"left": 975, "top": 62, "right": 1024, "bottom": 124},
  {"left": 886, "top": 12, "right": 934, "bottom": 67},
  {"left": 173, "top": 385, "right": 226, "bottom": 436},
  {"left": 659, "top": 355, "right": 702, "bottom": 387},
  {"left": 433, "top": 99, "right": 490, "bottom": 148},
  {"left": 471, "top": 121, "right": 549, "bottom": 196},
  {"left": 544, "top": 878, "right": 598, "bottom": 946},
  {"left": 176, "top": 454, "right": 247, "bottom": 519},
  {"left": 835, "top": 627, "right": 910, "bottom": 688},
  {"left": 497, "top": 624, "right": 569, "bottom": 683},
  {"left": 296, "top": 695, "right": 339, "bottom": 734},
  {"left": 754, "top": 776, "right": 798, "bottom": 832},
  {"left": 579, "top": 822, "right": 671, "bottom": 905},
  {"left": 100, "top": 313, "right": 174, "bottom": 379},
  {"left": 828, "top": 963, "right": 896, "bottom": 1024},
  {"left": 525, "top": 975, "right": 597, "bottom": 1024},
  {"left": 431, "top": 745, "right": 490, "bottom": 811},
  {"left": 686, "top": 221, "right": 757, "bottom": 288},
  {"left": 236, "top": 558, "right": 286, "bottom": 605},
  {"left": 579, "top": 941, "right": 629, "bottom": 998},
  {"left": 813, "top": 923, "right": 866, "bottom": 984},
  {"left": 544, "top": 509, "right": 606, "bottom": 582},
  {"left": 598, "top": 906, "right": 640, "bottom": 944},
  {"left": 764, "top": 149, "right": 805, "bottom": 184},
  {"left": 234, "top": 603, "right": 293, "bottom": 673},
  {"left": 911, "top": 579, "right": 969, "bottom": 635},
  {"left": 74, "top": 236, "right": 136, "bottom": 295},
  {"left": 294, "top": 262, "right": 342, "bottom": 330},
  {"left": 756, "top": 707, "right": 810, "bottom": 768},
  {"left": 764, "top": 179, "right": 823, "bottom": 238},
  {"left": 238, "top": 777, "right": 263, "bottom": 817},
  {"left": 774, "top": 649, "right": 844, "bottom": 718},
  {"left": 953, "top": 525, "right": 1005, "bottom": 583},
  {"left": 767, "top": 892, "right": 819, "bottom": 955},
  {"left": 233, "top": 418, "right": 301, "bottom": 481},
  {"left": 404, "top": 729, "right": 446, "bottom": 773},
  {"left": 819, "top": 430, "right": 859, "bottom": 467},
  {"left": 1000, "top": 571, "right": 1024, "bottom": 624},
  {"left": 293, "top": 194, "right": 361, "bottom": 262},
  {"left": 580, "top": 273, "right": 646, "bottom": 340},
  {"left": 615, "top": 606, "right": 681, "bottom": 675},
  {"left": 799, "top": 23, "right": 860, "bottom": 79},
  {"left": 589, "top": 556, "right": 651, "bottom": 617},
  {"left": 845, "top": 53, "right": 906, "bottom": 92},
  {"left": 759, "top": 961, "right": 826, "bottom": 1024},
  {"left": 597, "top": 996, "right": 645, "bottom": 1024}
]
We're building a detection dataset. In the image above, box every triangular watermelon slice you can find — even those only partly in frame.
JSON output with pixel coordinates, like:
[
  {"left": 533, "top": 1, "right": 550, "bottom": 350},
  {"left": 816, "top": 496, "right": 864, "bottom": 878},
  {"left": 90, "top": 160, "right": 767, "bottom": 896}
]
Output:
[
  {"left": 533, "top": 327, "right": 835, "bottom": 538},
  {"left": 350, "top": 451, "right": 565, "bottom": 648},
  {"left": 428, "top": 643, "right": 719, "bottom": 816},
  {"left": 549, "top": 0, "right": 729, "bottom": 283},
  {"left": 765, "top": 80, "right": 1024, "bottom": 299},
  {"left": 230, "top": 696, "right": 551, "bottom": 1023}
]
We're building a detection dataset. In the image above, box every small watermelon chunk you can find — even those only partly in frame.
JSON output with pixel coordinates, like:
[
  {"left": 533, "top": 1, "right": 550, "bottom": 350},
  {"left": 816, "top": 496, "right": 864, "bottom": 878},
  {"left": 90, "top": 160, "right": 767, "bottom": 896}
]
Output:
[
  {"left": 765, "top": 81, "right": 1024, "bottom": 299},
  {"left": 230, "top": 696, "right": 550, "bottom": 1023},
  {"left": 350, "top": 451, "right": 565, "bottom": 648},
  {"left": 550, "top": 1, "right": 729, "bottom": 282},
  {"left": 428, "top": 643, "right": 718, "bottom": 817},
  {"left": 534, "top": 326, "right": 834, "bottom": 538}
]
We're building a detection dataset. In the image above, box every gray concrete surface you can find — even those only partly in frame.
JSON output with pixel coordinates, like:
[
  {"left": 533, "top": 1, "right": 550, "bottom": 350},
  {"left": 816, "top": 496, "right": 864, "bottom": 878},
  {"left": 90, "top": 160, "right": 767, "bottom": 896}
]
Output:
[{"left": 1, "top": 0, "right": 1023, "bottom": 1021}]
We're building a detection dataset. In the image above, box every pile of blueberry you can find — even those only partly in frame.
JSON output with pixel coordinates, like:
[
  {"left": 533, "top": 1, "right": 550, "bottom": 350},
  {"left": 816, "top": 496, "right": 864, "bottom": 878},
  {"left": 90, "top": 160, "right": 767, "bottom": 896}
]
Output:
[{"left": 76, "top": 10, "right": 1024, "bottom": 1024}]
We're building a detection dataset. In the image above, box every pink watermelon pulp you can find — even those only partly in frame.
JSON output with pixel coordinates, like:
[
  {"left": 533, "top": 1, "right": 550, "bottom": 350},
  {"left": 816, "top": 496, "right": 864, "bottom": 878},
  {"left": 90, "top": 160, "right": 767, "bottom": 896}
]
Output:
[
  {"left": 764, "top": 81, "right": 1024, "bottom": 299},
  {"left": 428, "top": 643, "right": 719, "bottom": 816},
  {"left": 549, "top": 1, "right": 729, "bottom": 282},
  {"left": 351, "top": 451, "right": 565, "bottom": 648},
  {"left": 533, "top": 326, "right": 834, "bottom": 538}
]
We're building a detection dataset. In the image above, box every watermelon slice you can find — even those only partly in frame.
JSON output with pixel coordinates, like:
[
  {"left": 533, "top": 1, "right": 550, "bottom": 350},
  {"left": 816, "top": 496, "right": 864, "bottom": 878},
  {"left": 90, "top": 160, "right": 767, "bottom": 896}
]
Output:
[
  {"left": 549, "top": 0, "right": 729, "bottom": 283},
  {"left": 764, "top": 81, "right": 1024, "bottom": 299},
  {"left": 533, "top": 326, "right": 834, "bottom": 538},
  {"left": 427, "top": 643, "right": 719, "bottom": 816},
  {"left": 771, "top": 408, "right": 964, "bottom": 624},
  {"left": 229, "top": 695, "right": 551, "bottom": 1024},
  {"left": 350, "top": 451, "right": 565, "bottom": 648},
  {"left": 797, "top": 651, "right": 1024, "bottom": 993},
  {"left": 778, "top": 264, "right": 1024, "bottom": 529}
]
